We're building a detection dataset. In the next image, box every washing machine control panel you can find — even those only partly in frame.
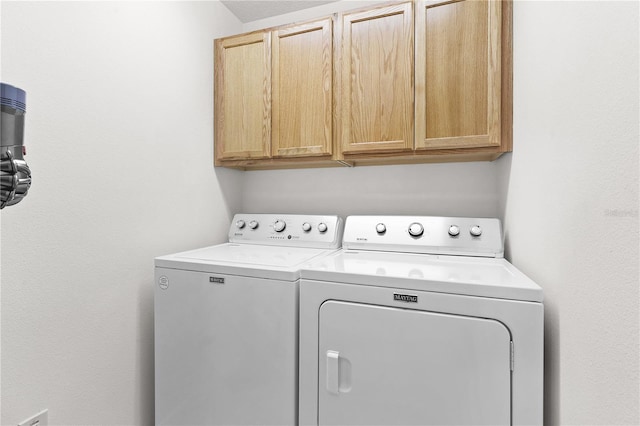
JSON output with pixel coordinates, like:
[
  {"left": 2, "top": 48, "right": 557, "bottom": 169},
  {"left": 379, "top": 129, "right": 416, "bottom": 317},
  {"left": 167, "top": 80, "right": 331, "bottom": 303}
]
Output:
[
  {"left": 343, "top": 216, "right": 503, "bottom": 258},
  {"left": 229, "top": 214, "right": 344, "bottom": 249}
]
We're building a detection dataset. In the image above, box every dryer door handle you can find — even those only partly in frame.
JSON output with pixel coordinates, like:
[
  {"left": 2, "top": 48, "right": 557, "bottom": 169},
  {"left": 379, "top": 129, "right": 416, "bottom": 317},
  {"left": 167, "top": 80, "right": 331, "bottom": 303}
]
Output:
[
  {"left": 326, "top": 350, "right": 352, "bottom": 394},
  {"left": 326, "top": 350, "right": 340, "bottom": 394}
]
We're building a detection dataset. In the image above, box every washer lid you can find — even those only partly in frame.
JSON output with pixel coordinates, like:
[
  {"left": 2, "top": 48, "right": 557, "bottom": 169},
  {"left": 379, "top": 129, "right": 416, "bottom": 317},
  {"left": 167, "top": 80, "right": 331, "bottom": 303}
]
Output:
[
  {"left": 155, "top": 243, "right": 338, "bottom": 281},
  {"left": 301, "top": 250, "right": 543, "bottom": 302}
]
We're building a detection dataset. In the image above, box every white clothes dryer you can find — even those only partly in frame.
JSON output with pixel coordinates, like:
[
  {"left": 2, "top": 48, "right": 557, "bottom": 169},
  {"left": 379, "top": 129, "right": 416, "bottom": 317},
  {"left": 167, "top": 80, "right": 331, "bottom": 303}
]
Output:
[
  {"left": 298, "top": 216, "right": 543, "bottom": 426},
  {"left": 155, "top": 213, "right": 343, "bottom": 426}
]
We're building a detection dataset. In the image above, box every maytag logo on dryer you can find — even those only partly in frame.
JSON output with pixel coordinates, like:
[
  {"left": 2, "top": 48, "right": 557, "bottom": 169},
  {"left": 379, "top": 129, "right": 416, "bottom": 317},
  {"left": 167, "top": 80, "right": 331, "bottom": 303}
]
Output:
[
  {"left": 209, "top": 276, "right": 225, "bottom": 284},
  {"left": 394, "top": 293, "right": 418, "bottom": 303}
]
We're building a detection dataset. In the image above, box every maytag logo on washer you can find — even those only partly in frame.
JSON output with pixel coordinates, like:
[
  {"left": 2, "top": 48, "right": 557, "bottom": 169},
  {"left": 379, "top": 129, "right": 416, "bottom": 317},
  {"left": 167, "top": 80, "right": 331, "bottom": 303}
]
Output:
[
  {"left": 210, "top": 276, "right": 225, "bottom": 284},
  {"left": 158, "top": 275, "right": 169, "bottom": 290},
  {"left": 394, "top": 293, "right": 418, "bottom": 303}
]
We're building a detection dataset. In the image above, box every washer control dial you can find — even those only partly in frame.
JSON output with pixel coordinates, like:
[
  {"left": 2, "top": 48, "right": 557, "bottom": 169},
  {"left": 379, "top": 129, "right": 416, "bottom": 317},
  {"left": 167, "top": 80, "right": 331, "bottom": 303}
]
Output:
[
  {"left": 236, "top": 220, "right": 246, "bottom": 229},
  {"left": 273, "top": 220, "right": 286, "bottom": 233},
  {"left": 376, "top": 223, "right": 387, "bottom": 234},
  {"left": 248, "top": 220, "right": 259, "bottom": 230},
  {"left": 448, "top": 225, "right": 460, "bottom": 237},
  {"left": 408, "top": 222, "right": 424, "bottom": 237},
  {"left": 302, "top": 222, "right": 312, "bottom": 232},
  {"left": 470, "top": 225, "right": 482, "bottom": 237},
  {"left": 317, "top": 222, "right": 328, "bottom": 233}
]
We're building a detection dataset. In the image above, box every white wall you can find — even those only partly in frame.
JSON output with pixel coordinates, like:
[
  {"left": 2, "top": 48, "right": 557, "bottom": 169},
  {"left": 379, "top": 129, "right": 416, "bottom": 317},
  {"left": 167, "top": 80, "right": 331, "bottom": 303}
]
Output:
[
  {"left": 0, "top": 2, "right": 243, "bottom": 424},
  {"left": 242, "top": 1, "right": 640, "bottom": 425},
  {"left": 241, "top": 162, "right": 502, "bottom": 218},
  {"left": 500, "top": 1, "right": 639, "bottom": 424},
  {"left": 242, "top": 0, "right": 389, "bottom": 31}
]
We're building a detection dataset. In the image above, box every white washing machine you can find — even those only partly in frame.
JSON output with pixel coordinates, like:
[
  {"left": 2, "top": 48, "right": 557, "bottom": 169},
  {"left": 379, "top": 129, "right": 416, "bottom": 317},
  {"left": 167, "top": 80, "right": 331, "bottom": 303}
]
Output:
[
  {"left": 298, "top": 215, "right": 543, "bottom": 426},
  {"left": 155, "top": 213, "right": 343, "bottom": 426}
]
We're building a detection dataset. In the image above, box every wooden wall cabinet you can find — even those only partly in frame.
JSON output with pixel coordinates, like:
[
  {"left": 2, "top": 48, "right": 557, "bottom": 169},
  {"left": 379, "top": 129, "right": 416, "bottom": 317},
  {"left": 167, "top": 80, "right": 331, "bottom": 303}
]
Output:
[
  {"left": 414, "top": 0, "right": 510, "bottom": 153},
  {"left": 272, "top": 19, "right": 333, "bottom": 159},
  {"left": 214, "top": 32, "right": 271, "bottom": 162},
  {"left": 214, "top": 0, "right": 512, "bottom": 169},
  {"left": 337, "top": 2, "right": 414, "bottom": 156},
  {"left": 215, "top": 18, "right": 334, "bottom": 168}
]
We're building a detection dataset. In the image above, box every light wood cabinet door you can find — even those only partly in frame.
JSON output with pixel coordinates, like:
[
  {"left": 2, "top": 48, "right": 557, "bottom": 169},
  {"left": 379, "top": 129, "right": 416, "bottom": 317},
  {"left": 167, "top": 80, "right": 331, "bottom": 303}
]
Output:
[
  {"left": 415, "top": 0, "right": 502, "bottom": 150},
  {"left": 272, "top": 19, "right": 333, "bottom": 158},
  {"left": 338, "top": 2, "right": 414, "bottom": 155},
  {"left": 215, "top": 32, "right": 271, "bottom": 162}
]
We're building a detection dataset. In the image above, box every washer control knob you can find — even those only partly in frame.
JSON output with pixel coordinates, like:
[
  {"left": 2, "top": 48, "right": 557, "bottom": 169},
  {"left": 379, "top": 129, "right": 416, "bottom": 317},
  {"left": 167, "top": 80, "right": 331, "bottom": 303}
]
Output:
[
  {"left": 376, "top": 223, "right": 387, "bottom": 234},
  {"left": 248, "top": 220, "right": 259, "bottom": 230},
  {"left": 408, "top": 222, "right": 424, "bottom": 237},
  {"left": 317, "top": 222, "right": 328, "bottom": 233},
  {"left": 448, "top": 225, "right": 460, "bottom": 237},
  {"left": 470, "top": 225, "right": 482, "bottom": 237},
  {"left": 236, "top": 220, "right": 246, "bottom": 229},
  {"left": 302, "top": 222, "right": 312, "bottom": 232},
  {"left": 274, "top": 220, "right": 286, "bottom": 233}
]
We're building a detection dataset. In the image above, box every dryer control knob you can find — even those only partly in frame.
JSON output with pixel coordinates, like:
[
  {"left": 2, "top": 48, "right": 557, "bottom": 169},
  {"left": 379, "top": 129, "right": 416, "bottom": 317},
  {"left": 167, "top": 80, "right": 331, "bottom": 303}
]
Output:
[
  {"left": 470, "top": 225, "right": 482, "bottom": 237},
  {"left": 236, "top": 220, "right": 246, "bottom": 229},
  {"left": 408, "top": 222, "right": 424, "bottom": 237},
  {"left": 448, "top": 225, "right": 460, "bottom": 237},
  {"left": 274, "top": 220, "right": 286, "bottom": 232},
  {"left": 248, "top": 220, "right": 259, "bottom": 230},
  {"left": 318, "top": 222, "right": 328, "bottom": 233},
  {"left": 302, "top": 222, "right": 312, "bottom": 232},
  {"left": 376, "top": 223, "right": 387, "bottom": 234}
]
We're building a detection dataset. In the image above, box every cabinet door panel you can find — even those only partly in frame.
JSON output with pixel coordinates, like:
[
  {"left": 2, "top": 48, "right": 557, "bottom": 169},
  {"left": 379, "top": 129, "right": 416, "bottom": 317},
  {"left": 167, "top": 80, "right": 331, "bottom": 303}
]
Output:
[
  {"left": 339, "top": 3, "right": 413, "bottom": 155},
  {"left": 272, "top": 19, "right": 333, "bottom": 158},
  {"left": 215, "top": 32, "right": 271, "bottom": 161},
  {"left": 415, "top": 0, "right": 502, "bottom": 150}
]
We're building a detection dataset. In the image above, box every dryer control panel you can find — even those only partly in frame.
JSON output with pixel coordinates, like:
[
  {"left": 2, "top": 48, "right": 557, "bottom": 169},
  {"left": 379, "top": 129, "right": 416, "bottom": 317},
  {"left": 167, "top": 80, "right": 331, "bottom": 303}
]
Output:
[
  {"left": 228, "top": 214, "right": 343, "bottom": 249},
  {"left": 343, "top": 216, "right": 503, "bottom": 258}
]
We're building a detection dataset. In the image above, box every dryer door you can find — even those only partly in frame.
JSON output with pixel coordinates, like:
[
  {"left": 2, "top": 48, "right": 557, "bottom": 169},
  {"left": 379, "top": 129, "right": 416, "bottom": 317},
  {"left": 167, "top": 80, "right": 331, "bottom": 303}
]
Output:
[{"left": 318, "top": 301, "right": 512, "bottom": 425}]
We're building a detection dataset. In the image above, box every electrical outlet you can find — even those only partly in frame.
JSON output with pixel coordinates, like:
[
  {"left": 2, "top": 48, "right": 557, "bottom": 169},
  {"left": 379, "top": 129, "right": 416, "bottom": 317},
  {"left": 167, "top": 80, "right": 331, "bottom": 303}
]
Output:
[{"left": 17, "top": 409, "right": 48, "bottom": 426}]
